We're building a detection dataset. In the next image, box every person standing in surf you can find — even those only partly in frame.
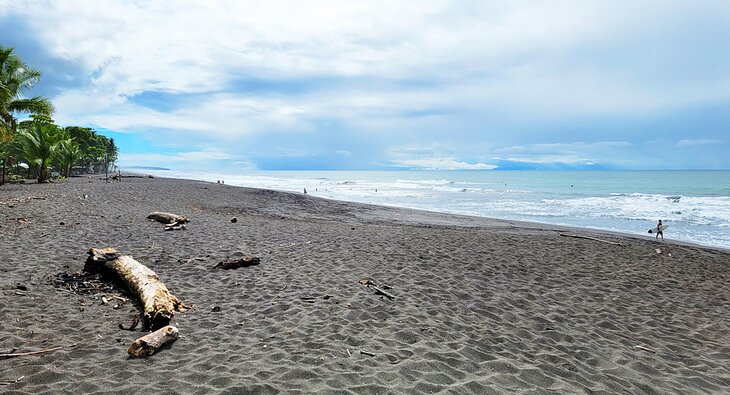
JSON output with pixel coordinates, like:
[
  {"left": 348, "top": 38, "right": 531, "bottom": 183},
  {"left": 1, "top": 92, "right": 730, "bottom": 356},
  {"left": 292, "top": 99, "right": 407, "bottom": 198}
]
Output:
[{"left": 656, "top": 219, "right": 664, "bottom": 241}]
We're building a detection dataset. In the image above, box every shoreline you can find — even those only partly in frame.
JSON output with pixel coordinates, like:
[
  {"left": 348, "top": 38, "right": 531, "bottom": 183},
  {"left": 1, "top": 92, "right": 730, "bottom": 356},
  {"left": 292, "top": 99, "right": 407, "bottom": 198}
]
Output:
[
  {"left": 127, "top": 171, "right": 729, "bottom": 253},
  {"left": 1, "top": 175, "right": 728, "bottom": 393}
]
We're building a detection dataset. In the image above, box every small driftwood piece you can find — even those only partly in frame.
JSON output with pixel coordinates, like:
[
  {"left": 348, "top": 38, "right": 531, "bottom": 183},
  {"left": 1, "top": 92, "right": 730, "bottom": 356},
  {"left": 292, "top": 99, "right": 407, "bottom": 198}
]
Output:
[
  {"left": 0, "top": 375, "right": 24, "bottom": 385},
  {"left": 86, "top": 247, "right": 184, "bottom": 330},
  {"left": 214, "top": 256, "right": 261, "bottom": 270},
  {"left": 559, "top": 233, "right": 622, "bottom": 246},
  {"left": 300, "top": 292, "right": 332, "bottom": 302},
  {"left": 634, "top": 345, "right": 656, "bottom": 353},
  {"left": 0, "top": 346, "right": 64, "bottom": 359},
  {"left": 128, "top": 325, "right": 179, "bottom": 357},
  {"left": 359, "top": 279, "right": 395, "bottom": 300},
  {"left": 147, "top": 212, "right": 189, "bottom": 225}
]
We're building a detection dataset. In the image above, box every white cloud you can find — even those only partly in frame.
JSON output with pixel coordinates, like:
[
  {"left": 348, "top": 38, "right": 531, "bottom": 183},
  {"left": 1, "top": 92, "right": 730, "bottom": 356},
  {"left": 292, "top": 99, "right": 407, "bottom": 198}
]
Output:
[
  {"left": 8, "top": 1, "right": 729, "bottom": 120},
  {"left": 387, "top": 143, "right": 496, "bottom": 169},
  {"left": 390, "top": 158, "right": 497, "bottom": 170},
  {"left": 492, "top": 141, "right": 633, "bottom": 166},
  {"left": 119, "top": 150, "right": 236, "bottom": 166},
  {"left": 676, "top": 139, "right": 723, "bottom": 148},
  {"left": 3, "top": 1, "right": 730, "bottom": 169}
]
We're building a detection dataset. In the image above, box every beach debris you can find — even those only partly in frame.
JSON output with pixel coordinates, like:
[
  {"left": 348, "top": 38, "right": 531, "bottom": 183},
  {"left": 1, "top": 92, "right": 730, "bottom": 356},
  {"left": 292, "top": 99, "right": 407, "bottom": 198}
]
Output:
[
  {"left": 231, "top": 217, "right": 238, "bottom": 223},
  {"left": 0, "top": 344, "right": 73, "bottom": 359},
  {"left": 147, "top": 212, "right": 189, "bottom": 229},
  {"left": 127, "top": 325, "right": 179, "bottom": 358},
  {"left": 559, "top": 233, "right": 622, "bottom": 246},
  {"left": 0, "top": 196, "right": 45, "bottom": 207},
  {"left": 53, "top": 271, "right": 123, "bottom": 295},
  {"left": 634, "top": 345, "right": 656, "bottom": 353},
  {"left": 360, "top": 350, "right": 376, "bottom": 357},
  {"left": 119, "top": 317, "right": 140, "bottom": 331},
  {"left": 359, "top": 279, "right": 395, "bottom": 300},
  {"left": 346, "top": 348, "right": 352, "bottom": 357},
  {"left": 86, "top": 247, "right": 185, "bottom": 330},
  {"left": 212, "top": 306, "right": 221, "bottom": 312},
  {"left": 300, "top": 292, "right": 332, "bottom": 302},
  {"left": 213, "top": 256, "right": 261, "bottom": 270},
  {"left": 0, "top": 375, "right": 25, "bottom": 385}
]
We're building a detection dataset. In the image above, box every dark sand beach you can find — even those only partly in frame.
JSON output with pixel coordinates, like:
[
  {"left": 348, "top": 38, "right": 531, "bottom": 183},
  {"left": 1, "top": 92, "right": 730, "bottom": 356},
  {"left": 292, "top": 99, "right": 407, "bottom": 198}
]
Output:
[{"left": 1, "top": 175, "right": 729, "bottom": 394}]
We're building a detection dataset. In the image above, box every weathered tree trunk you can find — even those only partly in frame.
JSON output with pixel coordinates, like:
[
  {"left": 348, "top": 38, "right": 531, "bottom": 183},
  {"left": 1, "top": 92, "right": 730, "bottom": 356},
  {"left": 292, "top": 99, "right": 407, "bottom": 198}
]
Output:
[
  {"left": 85, "top": 247, "right": 183, "bottom": 330},
  {"left": 147, "top": 212, "right": 189, "bottom": 225},
  {"left": 38, "top": 159, "right": 48, "bottom": 183},
  {"left": 128, "top": 325, "right": 179, "bottom": 357}
]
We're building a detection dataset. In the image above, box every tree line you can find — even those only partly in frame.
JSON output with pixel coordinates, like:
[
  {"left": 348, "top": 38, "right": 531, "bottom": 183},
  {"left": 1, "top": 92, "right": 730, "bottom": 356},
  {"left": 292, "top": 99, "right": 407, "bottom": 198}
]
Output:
[{"left": 1, "top": 46, "right": 118, "bottom": 183}]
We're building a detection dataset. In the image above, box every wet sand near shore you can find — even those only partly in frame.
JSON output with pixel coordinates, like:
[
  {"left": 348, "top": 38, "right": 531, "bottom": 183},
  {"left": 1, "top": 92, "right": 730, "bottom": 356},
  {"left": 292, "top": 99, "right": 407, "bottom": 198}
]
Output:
[{"left": 1, "top": 175, "right": 728, "bottom": 394}]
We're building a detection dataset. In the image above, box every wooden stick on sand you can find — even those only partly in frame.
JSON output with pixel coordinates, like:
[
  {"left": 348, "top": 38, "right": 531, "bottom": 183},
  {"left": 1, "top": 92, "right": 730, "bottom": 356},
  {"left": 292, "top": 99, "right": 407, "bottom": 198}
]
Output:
[
  {"left": 128, "top": 325, "right": 179, "bottom": 358},
  {"left": 0, "top": 345, "right": 73, "bottom": 359},
  {"left": 634, "top": 345, "right": 656, "bottom": 353},
  {"left": 0, "top": 376, "right": 25, "bottom": 385}
]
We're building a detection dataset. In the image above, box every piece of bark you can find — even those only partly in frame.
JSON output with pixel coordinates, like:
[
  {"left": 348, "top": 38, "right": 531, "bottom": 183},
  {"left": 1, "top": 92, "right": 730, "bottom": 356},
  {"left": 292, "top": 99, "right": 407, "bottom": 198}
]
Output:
[
  {"left": 127, "top": 325, "right": 179, "bottom": 357},
  {"left": 86, "top": 247, "right": 184, "bottom": 330},
  {"left": 147, "top": 212, "right": 189, "bottom": 225},
  {"left": 214, "top": 256, "right": 261, "bottom": 270}
]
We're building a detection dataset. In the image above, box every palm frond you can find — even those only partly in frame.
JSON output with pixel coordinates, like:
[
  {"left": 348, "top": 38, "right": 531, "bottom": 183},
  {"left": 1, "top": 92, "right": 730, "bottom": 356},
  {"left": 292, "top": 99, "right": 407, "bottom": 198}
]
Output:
[{"left": 8, "top": 97, "right": 55, "bottom": 115}]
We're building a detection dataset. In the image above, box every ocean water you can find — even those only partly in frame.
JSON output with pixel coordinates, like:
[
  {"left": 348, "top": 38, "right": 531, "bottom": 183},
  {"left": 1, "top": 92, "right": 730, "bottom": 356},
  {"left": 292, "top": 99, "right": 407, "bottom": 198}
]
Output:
[{"left": 135, "top": 169, "right": 730, "bottom": 249}]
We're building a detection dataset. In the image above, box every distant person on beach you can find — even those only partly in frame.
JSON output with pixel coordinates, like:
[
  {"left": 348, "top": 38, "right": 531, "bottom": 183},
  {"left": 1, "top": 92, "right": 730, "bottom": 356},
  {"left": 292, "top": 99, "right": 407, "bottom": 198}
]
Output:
[{"left": 656, "top": 219, "right": 664, "bottom": 241}]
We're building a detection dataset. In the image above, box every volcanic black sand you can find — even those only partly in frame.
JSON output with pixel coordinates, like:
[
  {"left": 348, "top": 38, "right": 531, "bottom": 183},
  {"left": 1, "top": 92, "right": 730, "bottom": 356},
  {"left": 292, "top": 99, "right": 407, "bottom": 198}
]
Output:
[{"left": 1, "top": 175, "right": 728, "bottom": 394}]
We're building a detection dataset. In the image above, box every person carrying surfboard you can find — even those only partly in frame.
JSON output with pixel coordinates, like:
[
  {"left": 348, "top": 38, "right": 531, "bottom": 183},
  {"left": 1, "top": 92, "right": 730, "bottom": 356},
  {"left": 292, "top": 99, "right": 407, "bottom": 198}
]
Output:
[{"left": 655, "top": 219, "right": 664, "bottom": 241}]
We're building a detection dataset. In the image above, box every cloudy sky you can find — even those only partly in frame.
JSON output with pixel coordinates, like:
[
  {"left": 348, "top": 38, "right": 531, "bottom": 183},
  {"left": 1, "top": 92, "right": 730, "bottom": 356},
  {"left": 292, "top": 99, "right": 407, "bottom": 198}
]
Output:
[{"left": 2, "top": 0, "right": 729, "bottom": 170}]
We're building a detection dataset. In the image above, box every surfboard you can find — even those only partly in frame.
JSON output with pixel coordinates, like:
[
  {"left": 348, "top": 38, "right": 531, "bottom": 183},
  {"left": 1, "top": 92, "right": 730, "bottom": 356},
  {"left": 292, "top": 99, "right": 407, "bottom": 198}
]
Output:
[{"left": 648, "top": 224, "right": 668, "bottom": 234}]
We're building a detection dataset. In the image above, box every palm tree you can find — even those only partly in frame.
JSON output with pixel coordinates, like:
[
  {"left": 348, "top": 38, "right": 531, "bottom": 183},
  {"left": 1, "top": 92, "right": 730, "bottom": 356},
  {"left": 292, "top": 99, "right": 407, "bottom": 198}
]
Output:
[
  {"left": 0, "top": 47, "right": 54, "bottom": 135},
  {"left": 15, "top": 119, "right": 63, "bottom": 182},
  {"left": 56, "top": 138, "right": 81, "bottom": 177},
  {"left": 1, "top": 46, "right": 54, "bottom": 184}
]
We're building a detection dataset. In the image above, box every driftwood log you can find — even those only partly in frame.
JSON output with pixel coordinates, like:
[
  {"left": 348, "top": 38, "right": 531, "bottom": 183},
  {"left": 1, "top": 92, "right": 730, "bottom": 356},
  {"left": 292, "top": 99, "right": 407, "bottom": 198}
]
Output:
[
  {"left": 214, "top": 256, "right": 261, "bottom": 270},
  {"left": 359, "top": 279, "right": 395, "bottom": 300},
  {"left": 86, "top": 248, "right": 184, "bottom": 330},
  {"left": 147, "top": 212, "right": 189, "bottom": 225},
  {"left": 128, "top": 325, "right": 179, "bottom": 357}
]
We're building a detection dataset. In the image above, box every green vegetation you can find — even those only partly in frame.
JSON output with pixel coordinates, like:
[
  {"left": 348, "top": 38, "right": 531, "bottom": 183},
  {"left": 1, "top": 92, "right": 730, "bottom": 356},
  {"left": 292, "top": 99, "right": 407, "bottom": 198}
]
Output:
[
  {"left": 1, "top": 45, "right": 118, "bottom": 183},
  {"left": 0, "top": 47, "right": 54, "bottom": 141}
]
